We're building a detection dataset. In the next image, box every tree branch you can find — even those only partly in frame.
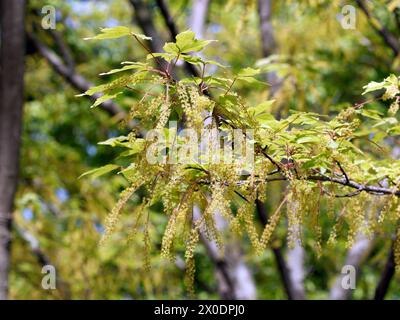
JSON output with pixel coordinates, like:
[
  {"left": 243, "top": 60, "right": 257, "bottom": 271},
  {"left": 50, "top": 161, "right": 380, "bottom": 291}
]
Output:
[
  {"left": 356, "top": 0, "right": 400, "bottom": 57},
  {"left": 155, "top": 0, "right": 201, "bottom": 78},
  {"left": 129, "top": 0, "right": 165, "bottom": 53},
  {"left": 15, "top": 226, "right": 71, "bottom": 299},
  {"left": 374, "top": 246, "right": 395, "bottom": 300},
  {"left": 48, "top": 29, "right": 75, "bottom": 72},
  {"left": 28, "top": 33, "right": 125, "bottom": 119}
]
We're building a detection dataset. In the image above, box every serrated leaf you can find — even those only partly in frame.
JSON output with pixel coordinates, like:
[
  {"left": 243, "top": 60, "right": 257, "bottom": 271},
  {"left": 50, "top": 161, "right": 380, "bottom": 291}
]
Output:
[
  {"left": 100, "top": 63, "right": 145, "bottom": 76},
  {"left": 79, "top": 164, "right": 119, "bottom": 179},
  {"left": 98, "top": 136, "right": 128, "bottom": 147},
  {"left": 90, "top": 92, "right": 122, "bottom": 108},
  {"left": 84, "top": 26, "right": 151, "bottom": 41},
  {"left": 248, "top": 100, "right": 275, "bottom": 116},
  {"left": 163, "top": 30, "right": 215, "bottom": 55},
  {"left": 296, "top": 135, "right": 320, "bottom": 144},
  {"left": 360, "top": 109, "right": 383, "bottom": 120},
  {"left": 236, "top": 67, "right": 266, "bottom": 85},
  {"left": 362, "top": 81, "right": 386, "bottom": 95},
  {"left": 238, "top": 67, "right": 261, "bottom": 77},
  {"left": 77, "top": 83, "right": 108, "bottom": 97},
  {"left": 175, "top": 30, "right": 215, "bottom": 53},
  {"left": 78, "top": 74, "right": 136, "bottom": 97},
  {"left": 147, "top": 52, "right": 176, "bottom": 62}
]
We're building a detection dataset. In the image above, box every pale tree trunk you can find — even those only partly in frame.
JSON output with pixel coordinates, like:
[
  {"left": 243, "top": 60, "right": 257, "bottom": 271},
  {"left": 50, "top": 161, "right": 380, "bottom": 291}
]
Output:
[
  {"left": 190, "top": 0, "right": 209, "bottom": 39},
  {"left": 193, "top": 206, "right": 256, "bottom": 299},
  {"left": 257, "top": 0, "right": 281, "bottom": 97},
  {"left": 286, "top": 200, "right": 306, "bottom": 300},
  {"left": 0, "top": 0, "right": 26, "bottom": 300},
  {"left": 330, "top": 144, "right": 400, "bottom": 300},
  {"left": 329, "top": 234, "right": 373, "bottom": 300}
]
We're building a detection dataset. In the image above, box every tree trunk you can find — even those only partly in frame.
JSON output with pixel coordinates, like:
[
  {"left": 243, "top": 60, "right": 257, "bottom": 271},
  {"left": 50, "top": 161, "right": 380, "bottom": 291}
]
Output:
[
  {"left": 0, "top": 0, "right": 26, "bottom": 300},
  {"left": 286, "top": 200, "right": 306, "bottom": 300},
  {"left": 257, "top": 0, "right": 281, "bottom": 97}
]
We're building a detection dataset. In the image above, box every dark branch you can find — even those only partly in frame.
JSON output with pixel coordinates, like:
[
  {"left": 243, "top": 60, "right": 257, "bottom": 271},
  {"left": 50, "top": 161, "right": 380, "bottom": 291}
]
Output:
[
  {"left": 356, "top": 0, "right": 400, "bottom": 56},
  {"left": 374, "top": 245, "right": 395, "bottom": 300},
  {"left": 155, "top": 0, "right": 201, "bottom": 78},
  {"left": 336, "top": 161, "right": 349, "bottom": 184},
  {"left": 28, "top": 33, "right": 123, "bottom": 117}
]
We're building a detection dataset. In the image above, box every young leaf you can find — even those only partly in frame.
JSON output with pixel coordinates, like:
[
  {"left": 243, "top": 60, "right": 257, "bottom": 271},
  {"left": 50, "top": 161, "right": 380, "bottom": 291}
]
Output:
[
  {"left": 98, "top": 136, "right": 128, "bottom": 147},
  {"left": 248, "top": 100, "right": 275, "bottom": 116},
  {"left": 99, "top": 63, "right": 146, "bottom": 76},
  {"left": 84, "top": 26, "right": 151, "bottom": 41},
  {"left": 175, "top": 30, "right": 215, "bottom": 53},
  {"left": 79, "top": 164, "right": 120, "bottom": 179},
  {"left": 90, "top": 92, "right": 122, "bottom": 108},
  {"left": 163, "top": 30, "right": 215, "bottom": 55}
]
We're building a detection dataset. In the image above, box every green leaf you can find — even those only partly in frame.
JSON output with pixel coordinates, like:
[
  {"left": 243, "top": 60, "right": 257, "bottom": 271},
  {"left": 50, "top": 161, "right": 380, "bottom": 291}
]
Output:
[
  {"left": 98, "top": 136, "right": 128, "bottom": 147},
  {"left": 236, "top": 68, "right": 266, "bottom": 85},
  {"left": 163, "top": 30, "right": 215, "bottom": 55},
  {"left": 296, "top": 135, "right": 320, "bottom": 144},
  {"left": 175, "top": 30, "right": 215, "bottom": 53},
  {"left": 77, "top": 74, "right": 136, "bottom": 97},
  {"left": 147, "top": 52, "right": 176, "bottom": 62},
  {"left": 248, "top": 100, "right": 275, "bottom": 116},
  {"left": 238, "top": 67, "right": 261, "bottom": 77},
  {"left": 79, "top": 164, "right": 119, "bottom": 179},
  {"left": 90, "top": 92, "right": 122, "bottom": 108},
  {"left": 99, "top": 63, "right": 146, "bottom": 76},
  {"left": 163, "top": 42, "right": 180, "bottom": 54},
  {"left": 180, "top": 55, "right": 226, "bottom": 68},
  {"left": 362, "top": 81, "right": 386, "bottom": 95},
  {"left": 76, "top": 83, "right": 108, "bottom": 97},
  {"left": 359, "top": 108, "right": 383, "bottom": 120},
  {"left": 84, "top": 26, "right": 151, "bottom": 41}
]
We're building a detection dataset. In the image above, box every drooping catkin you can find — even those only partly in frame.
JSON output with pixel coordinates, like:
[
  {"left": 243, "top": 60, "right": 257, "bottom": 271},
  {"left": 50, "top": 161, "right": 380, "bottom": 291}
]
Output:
[
  {"left": 345, "top": 194, "right": 366, "bottom": 249},
  {"left": 100, "top": 182, "right": 141, "bottom": 245},
  {"left": 176, "top": 83, "right": 205, "bottom": 132},
  {"left": 395, "top": 227, "right": 400, "bottom": 272},
  {"left": 126, "top": 199, "right": 147, "bottom": 244},
  {"left": 258, "top": 196, "right": 287, "bottom": 253},
  {"left": 143, "top": 214, "right": 151, "bottom": 272},
  {"left": 184, "top": 217, "right": 203, "bottom": 296},
  {"left": 161, "top": 208, "right": 180, "bottom": 260},
  {"left": 238, "top": 200, "right": 260, "bottom": 251},
  {"left": 161, "top": 186, "right": 193, "bottom": 259}
]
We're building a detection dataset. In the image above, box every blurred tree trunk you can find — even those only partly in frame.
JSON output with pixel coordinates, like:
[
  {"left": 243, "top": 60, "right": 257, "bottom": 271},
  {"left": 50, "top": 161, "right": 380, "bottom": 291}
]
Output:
[
  {"left": 329, "top": 234, "right": 373, "bottom": 300},
  {"left": 0, "top": 0, "right": 26, "bottom": 300},
  {"left": 190, "top": 0, "right": 209, "bottom": 39},
  {"left": 257, "top": 0, "right": 281, "bottom": 97},
  {"left": 286, "top": 200, "right": 306, "bottom": 300}
]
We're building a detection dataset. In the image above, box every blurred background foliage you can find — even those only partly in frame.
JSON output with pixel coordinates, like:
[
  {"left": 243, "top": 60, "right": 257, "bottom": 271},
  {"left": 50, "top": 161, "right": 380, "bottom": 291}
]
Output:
[{"left": 11, "top": 0, "right": 400, "bottom": 299}]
